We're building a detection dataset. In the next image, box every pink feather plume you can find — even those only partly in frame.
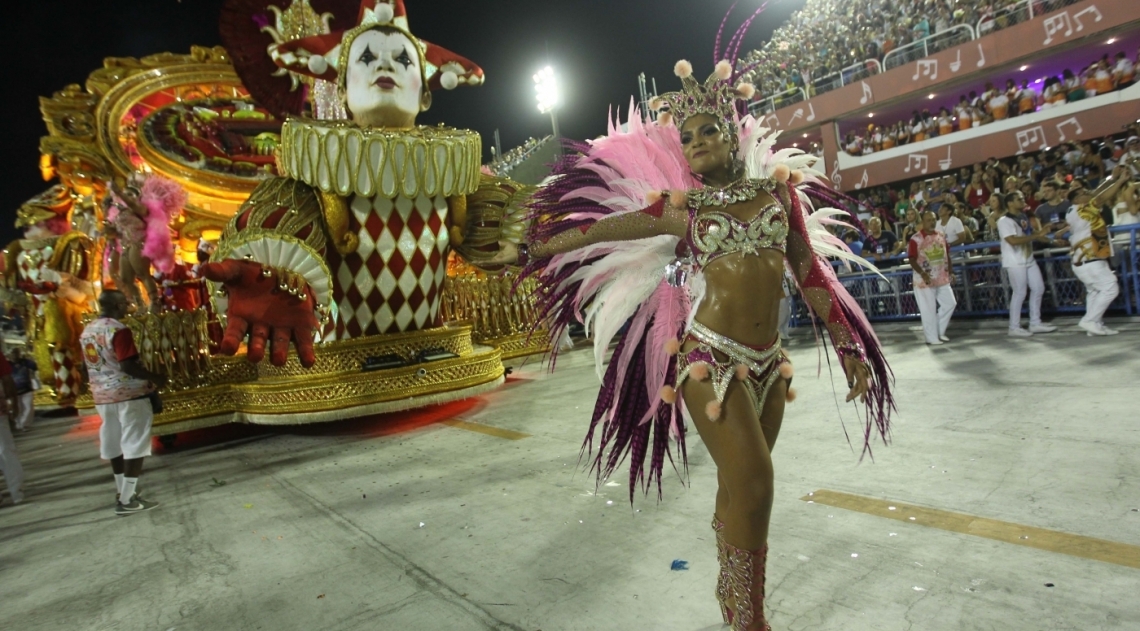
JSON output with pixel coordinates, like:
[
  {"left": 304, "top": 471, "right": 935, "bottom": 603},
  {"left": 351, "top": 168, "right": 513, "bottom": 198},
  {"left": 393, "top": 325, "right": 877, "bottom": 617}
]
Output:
[{"left": 139, "top": 176, "right": 186, "bottom": 274}]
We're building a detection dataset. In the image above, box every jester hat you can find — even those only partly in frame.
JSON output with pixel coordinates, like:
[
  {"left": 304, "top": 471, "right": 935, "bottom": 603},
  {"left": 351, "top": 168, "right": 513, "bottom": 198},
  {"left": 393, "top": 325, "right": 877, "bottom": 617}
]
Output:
[{"left": 221, "top": 0, "right": 484, "bottom": 118}]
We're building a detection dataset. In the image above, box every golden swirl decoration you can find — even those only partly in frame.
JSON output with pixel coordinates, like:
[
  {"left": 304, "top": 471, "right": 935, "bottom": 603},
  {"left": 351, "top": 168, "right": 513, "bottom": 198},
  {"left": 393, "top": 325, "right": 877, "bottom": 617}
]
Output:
[{"left": 277, "top": 119, "right": 482, "bottom": 200}]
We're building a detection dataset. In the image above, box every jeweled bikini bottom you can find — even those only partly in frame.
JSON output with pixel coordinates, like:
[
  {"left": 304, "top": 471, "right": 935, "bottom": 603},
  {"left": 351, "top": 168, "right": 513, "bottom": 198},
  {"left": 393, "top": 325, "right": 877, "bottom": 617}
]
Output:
[{"left": 676, "top": 320, "right": 788, "bottom": 417}]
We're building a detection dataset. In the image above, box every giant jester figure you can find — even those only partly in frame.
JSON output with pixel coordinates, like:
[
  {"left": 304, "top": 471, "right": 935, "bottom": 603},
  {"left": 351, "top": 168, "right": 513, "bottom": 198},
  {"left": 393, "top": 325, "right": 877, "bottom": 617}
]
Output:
[
  {"left": 206, "top": 0, "right": 526, "bottom": 367},
  {"left": 5, "top": 186, "right": 96, "bottom": 405}
]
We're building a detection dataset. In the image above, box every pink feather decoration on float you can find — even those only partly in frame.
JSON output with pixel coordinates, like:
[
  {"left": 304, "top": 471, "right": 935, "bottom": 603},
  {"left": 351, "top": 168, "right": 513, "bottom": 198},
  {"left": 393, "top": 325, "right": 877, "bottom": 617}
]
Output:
[{"left": 138, "top": 176, "right": 187, "bottom": 274}]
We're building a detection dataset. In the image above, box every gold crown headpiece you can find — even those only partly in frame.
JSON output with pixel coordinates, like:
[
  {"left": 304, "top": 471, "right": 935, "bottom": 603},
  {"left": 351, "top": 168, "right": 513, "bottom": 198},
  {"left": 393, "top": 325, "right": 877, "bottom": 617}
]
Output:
[{"left": 649, "top": 60, "right": 756, "bottom": 147}]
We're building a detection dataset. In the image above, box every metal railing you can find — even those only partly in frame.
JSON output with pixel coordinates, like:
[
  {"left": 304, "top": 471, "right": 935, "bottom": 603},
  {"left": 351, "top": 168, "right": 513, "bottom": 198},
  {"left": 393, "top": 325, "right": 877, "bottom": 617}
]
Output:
[
  {"left": 791, "top": 225, "right": 1140, "bottom": 326},
  {"left": 883, "top": 24, "right": 977, "bottom": 71},
  {"left": 976, "top": 0, "right": 1084, "bottom": 37},
  {"left": 749, "top": 87, "right": 807, "bottom": 117},
  {"left": 809, "top": 59, "right": 883, "bottom": 98}
]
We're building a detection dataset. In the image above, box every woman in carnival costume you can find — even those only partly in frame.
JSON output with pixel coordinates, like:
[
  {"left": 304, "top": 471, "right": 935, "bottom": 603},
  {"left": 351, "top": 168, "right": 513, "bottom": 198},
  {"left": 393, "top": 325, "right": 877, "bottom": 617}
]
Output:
[
  {"left": 490, "top": 18, "right": 894, "bottom": 631},
  {"left": 103, "top": 174, "right": 187, "bottom": 314}
]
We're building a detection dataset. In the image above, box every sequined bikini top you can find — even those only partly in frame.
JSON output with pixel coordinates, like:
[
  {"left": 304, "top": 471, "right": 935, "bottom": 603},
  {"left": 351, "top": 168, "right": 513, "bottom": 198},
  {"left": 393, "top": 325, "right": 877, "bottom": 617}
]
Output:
[{"left": 686, "top": 178, "right": 788, "bottom": 268}]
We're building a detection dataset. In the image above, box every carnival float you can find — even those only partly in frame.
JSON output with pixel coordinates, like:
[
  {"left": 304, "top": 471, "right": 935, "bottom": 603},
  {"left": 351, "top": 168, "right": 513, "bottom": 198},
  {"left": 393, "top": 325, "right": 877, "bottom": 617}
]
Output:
[{"left": 4, "top": 0, "right": 547, "bottom": 435}]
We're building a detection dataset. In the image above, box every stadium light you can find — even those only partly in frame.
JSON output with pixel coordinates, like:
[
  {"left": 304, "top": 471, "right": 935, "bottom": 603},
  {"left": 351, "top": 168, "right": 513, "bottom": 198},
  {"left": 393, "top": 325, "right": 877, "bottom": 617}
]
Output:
[{"left": 534, "top": 66, "right": 561, "bottom": 138}]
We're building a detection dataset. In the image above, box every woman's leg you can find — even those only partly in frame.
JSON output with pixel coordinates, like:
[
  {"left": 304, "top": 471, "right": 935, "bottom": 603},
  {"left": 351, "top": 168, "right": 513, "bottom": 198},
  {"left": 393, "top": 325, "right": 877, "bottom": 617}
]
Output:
[
  {"left": 126, "top": 247, "right": 161, "bottom": 313},
  {"left": 686, "top": 364, "right": 786, "bottom": 630},
  {"left": 684, "top": 372, "right": 774, "bottom": 550},
  {"left": 760, "top": 379, "right": 788, "bottom": 454},
  {"left": 118, "top": 247, "right": 144, "bottom": 309}
]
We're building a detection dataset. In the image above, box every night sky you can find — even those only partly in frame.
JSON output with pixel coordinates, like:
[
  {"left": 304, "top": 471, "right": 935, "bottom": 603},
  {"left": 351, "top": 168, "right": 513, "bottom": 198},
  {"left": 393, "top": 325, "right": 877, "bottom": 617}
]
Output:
[{"left": 3, "top": 0, "right": 804, "bottom": 245}]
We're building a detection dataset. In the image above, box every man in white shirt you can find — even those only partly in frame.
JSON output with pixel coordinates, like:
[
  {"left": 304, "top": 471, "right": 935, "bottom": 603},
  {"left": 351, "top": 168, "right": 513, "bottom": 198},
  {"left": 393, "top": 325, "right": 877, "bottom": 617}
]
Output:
[
  {"left": 935, "top": 203, "right": 971, "bottom": 247},
  {"left": 997, "top": 192, "right": 1058, "bottom": 337},
  {"left": 1125, "top": 137, "right": 1140, "bottom": 177},
  {"left": 1065, "top": 170, "right": 1130, "bottom": 335}
]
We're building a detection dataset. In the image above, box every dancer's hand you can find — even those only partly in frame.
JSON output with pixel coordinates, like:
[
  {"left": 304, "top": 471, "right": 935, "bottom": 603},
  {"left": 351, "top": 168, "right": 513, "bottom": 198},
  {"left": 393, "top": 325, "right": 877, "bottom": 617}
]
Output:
[
  {"left": 200, "top": 259, "right": 318, "bottom": 368},
  {"left": 843, "top": 356, "right": 870, "bottom": 404}
]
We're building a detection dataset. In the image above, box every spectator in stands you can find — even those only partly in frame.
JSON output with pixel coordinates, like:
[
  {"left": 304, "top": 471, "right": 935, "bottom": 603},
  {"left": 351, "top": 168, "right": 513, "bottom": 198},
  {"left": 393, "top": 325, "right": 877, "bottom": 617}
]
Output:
[
  {"left": 899, "top": 206, "right": 921, "bottom": 243},
  {"left": 928, "top": 189, "right": 946, "bottom": 215},
  {"left": 862, "top": 217, "right": 901, "bottom": 264},
  {"left": 909, "top": 211, "right": 956, "bottom": 345},
  {"left": 1063, "top": 69, "right": 1086, "bottom": 102},
  {"left": 910, "top": 111, "right": 927, "bottom": 142},
  {"left": 1002, "top": 79, "right": 1019, "bottom": 117},
  {"left": 936, "top": 201, "right": 971, "bottom": 247},
  {"left": 998, "top": 192, "right": 1057, "bottom": 337},
  {"left": 1074, "top": 142, "right": 1106, "bottom": 187},
  {"left": 1065, "top": 169, "right": 1129, "bottom": 336},
  {"left": 955, "top": 204, "right": 980, "bottom": 235},
  {"left": 1113, "top": 180, "right": 1139, "bottom": 225},
  {"left": 965, "top": 172, "right": 991, "bottom": 209},
  {"left": 1042, "top": 76, "right": 1066, "bottom": 108},
  {"left": 1019, "top": 180, "right": 1040, "bottom": 215},
  {"left": 1035, "top": 180, "right": 1071, "bottom": 228},
  {"left": 1016, "top": 80, "right": 1038, "bottom": 116},
  {"left": 937, "top": 107, "right": 954, "bottom": 137},
  {"left": 894, "top": 189, "right": 911, "bottom": 219},
  {"left": 1124, "top": 137, "right": 1140, "bottom": 177},
  {"left": 1114, "top": 51, "right": 1135, "bottom": 89}
]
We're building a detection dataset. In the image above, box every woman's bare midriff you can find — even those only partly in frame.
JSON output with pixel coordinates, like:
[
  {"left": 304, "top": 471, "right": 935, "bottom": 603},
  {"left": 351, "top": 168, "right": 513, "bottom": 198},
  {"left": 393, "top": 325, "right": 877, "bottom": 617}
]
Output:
[
  {"left": 689, "top": 191, "right": 787, "bottom": 347},
  {"left": 692, "top": 249, "right": 785, "bottom": 347}
]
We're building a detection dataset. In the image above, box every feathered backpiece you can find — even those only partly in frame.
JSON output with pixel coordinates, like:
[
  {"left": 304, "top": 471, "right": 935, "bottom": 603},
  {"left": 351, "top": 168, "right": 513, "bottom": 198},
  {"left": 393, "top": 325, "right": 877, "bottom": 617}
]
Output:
[
  {"left": 138, "top": 176, "right": 187, "bottom": 275},
  {"left": 523, "top": 5, "right": 893, "bottom": 503}
]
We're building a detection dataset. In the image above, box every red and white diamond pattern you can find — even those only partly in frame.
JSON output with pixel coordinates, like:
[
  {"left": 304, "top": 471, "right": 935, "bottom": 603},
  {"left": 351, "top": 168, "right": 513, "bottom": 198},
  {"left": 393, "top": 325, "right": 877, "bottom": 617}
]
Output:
[
  {"left": 18, "top": 243, "right": 81, "bottom": 402},
  {"left": 323, "top": 193, "right": 450, "bottom": 341}
]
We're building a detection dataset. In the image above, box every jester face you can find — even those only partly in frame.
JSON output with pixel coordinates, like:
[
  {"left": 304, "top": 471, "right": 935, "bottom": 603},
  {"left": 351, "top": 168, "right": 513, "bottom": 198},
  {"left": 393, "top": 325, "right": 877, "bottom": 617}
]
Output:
[{"left": 344, "top": 28, "right": 430, "bottom": 129}]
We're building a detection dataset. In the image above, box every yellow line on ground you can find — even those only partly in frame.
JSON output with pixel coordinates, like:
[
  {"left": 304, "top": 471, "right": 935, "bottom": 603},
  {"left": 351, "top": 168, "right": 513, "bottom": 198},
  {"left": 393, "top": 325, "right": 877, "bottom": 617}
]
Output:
[
  {"left": 441, "top": 419, "right": 531, "bottom": 441},
  {"left": 802, "top": 489, "right": 1140, "bottom": 570}
]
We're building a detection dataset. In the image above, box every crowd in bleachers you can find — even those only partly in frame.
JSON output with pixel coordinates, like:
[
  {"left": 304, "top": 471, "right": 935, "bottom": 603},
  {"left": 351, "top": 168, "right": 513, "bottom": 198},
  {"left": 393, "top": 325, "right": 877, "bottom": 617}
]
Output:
[
  {"left": 839, "top": 126, "right": 1140, "bottom": 263},
  {"left": 487, "top": 136, "right": 553, "bottom": 177},
  {"left": 737, "top": 0, "right": 1085, "bottom": 102},
  {"left": 843, "top": 50, "right": 1138, "bottom": 155}
]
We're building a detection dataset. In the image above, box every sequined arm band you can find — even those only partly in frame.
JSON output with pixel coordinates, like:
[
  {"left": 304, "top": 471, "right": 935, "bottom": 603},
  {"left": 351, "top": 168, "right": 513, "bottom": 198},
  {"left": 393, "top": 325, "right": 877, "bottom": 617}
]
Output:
[
  {"left": 780, "top": 184, "right": 868, "bottom": 365},
  {"left": 529, "top": 197, "right": 688, "bottom": 259}
]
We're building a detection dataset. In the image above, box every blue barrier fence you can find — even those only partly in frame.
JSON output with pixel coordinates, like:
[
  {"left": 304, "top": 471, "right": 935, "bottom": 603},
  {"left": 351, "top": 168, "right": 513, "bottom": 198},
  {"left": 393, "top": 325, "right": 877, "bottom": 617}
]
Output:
[{"left": 790, "top": 224, "right": 1140, "bottom": 325}]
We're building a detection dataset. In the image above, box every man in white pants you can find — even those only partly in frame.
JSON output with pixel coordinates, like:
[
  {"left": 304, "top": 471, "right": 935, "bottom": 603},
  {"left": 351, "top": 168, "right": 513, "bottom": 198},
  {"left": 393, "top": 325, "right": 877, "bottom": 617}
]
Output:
[
  {"left": 79, "top": 290, "right": 167, "bottom": 516},
  {"left": 909, "top": 211, "right": 956, "bottom": 345},
  {"left": 997, "top": 192, "right": 1059, "bottom": 337},
  {"left": 9, "top": 348, "right": 38, "bottom": 431},
  {"left": 1065, "top": 168, "right": 1130, "bottom": 335},
  {"left": 0, "top": 351, "right": 25, "bottom": 506}
]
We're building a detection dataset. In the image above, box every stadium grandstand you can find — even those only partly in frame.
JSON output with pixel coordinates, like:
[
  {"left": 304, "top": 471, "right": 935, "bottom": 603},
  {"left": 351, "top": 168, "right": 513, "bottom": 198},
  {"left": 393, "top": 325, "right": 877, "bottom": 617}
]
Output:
[{"left": 734, "top": 0, "right": 1140, "bottom": 323}]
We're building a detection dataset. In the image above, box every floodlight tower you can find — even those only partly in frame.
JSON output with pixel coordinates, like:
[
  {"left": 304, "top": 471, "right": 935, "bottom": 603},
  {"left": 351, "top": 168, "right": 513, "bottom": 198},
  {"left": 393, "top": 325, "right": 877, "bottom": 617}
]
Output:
[{"left": 534, "top": 66, "right": 561, "bottom": 139}]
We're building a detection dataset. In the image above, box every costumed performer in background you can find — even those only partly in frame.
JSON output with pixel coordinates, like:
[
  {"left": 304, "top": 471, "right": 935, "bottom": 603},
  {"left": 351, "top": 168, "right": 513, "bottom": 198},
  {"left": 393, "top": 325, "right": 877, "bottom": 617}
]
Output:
[
  {"left": 102, "top": 174, "right": 187, "bottom": 314},
  {"left": 489, "top": 29, "right": 894, "bottom": 631}
]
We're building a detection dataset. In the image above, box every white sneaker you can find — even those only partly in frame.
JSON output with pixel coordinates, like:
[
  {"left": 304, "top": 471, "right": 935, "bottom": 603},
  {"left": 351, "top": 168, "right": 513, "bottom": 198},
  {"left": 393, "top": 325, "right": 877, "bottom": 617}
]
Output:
[
  {"left": 1079, "top": 321, "right": 1106, "bottom": 336},
  {"left": 926, "top": 340, "right": 944, "bottom": 346},
  {"left": 939, "top": 335, "right": 950, "bottom": 342},
  {"left": 1101, "top": 325, "right": 1120, "bottom": 335},
  {"left": 1008, "top": 327, "right": 1033, "bottom": 338},
  {"left": 1028, "top": 324, "right": 1057, "bottom": 333}
]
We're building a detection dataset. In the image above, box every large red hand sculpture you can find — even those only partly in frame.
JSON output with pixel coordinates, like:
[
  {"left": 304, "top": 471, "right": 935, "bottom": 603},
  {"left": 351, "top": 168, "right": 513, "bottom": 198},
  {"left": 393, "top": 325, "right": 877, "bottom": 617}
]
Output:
[{"left": 200, "top": 259, "right": 318, "bottom": 367}]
